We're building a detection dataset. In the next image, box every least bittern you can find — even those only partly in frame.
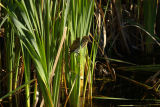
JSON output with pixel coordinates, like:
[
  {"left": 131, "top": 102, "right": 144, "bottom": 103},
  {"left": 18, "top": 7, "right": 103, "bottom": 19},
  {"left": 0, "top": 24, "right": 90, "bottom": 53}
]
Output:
[{"left": 69, "top": 36, "right": 91, "bottom": 53}]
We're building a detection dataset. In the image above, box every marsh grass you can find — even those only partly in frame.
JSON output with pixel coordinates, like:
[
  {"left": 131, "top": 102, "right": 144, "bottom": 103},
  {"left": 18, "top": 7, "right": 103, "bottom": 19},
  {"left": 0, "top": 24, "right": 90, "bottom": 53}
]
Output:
[{"left": 0, "top": 0, "right": 95, "bottom": 106}]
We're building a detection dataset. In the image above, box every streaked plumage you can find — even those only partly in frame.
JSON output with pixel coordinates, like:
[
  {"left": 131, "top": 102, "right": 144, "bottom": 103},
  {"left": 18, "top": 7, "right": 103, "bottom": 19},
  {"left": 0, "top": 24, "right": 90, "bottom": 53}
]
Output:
[{"left": 69, "top": 36, "right": 91, "bottom": 53}]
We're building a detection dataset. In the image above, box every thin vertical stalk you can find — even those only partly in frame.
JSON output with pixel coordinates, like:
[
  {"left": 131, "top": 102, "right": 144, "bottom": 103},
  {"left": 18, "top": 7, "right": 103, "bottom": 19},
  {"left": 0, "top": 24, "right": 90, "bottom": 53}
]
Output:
[
  {"left": 6, "top": 26, "right": 14, "bottom": 104},
  {"left": 33, "top": 78, "right": 38, "bottom": 107},
  {"left": 13, "top": 42, "right": 21, "bottom": 90},
  {"left": 13, "top": 41, "right": 21, "bottom": 107},
  {"left": 45, "top": 0, "right": 50, "bottom": 75},
  {"left": 22, "top": 46, "right": 31, "bottom": 107},
  {"left": 0, "top": 0, "right": 2, "bottom": 96},
  {"left": 137, "top": 0, "right": 141, "bottom": 20},
  {"left": 0, "top": 0, "right": 2, "bottom": 72},
  {"left": 144, "top": 0, "right": 157, "bottom": 54},
  {"left": 0, "top": 40, "right": 1, "bottom": 96}
]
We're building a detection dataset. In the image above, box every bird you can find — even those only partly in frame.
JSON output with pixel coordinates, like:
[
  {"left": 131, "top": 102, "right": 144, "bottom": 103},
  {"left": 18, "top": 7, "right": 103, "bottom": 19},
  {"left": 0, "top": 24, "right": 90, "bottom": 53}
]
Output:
[{"left": 69, "top": 36, "right": 91, "bottom": 54}]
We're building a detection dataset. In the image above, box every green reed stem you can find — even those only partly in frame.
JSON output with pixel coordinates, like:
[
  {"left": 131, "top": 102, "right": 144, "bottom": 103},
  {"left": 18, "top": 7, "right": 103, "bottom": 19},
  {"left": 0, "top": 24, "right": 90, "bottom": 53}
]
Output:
[
  {"left": 6, "top": 25, "right": 14, "bottom": 103},
  {"left": 22, "top": 46, "right": 31, "bottom": 107},
  {"left": 143, "top": 0, "right": 157, "bottom": 54}
]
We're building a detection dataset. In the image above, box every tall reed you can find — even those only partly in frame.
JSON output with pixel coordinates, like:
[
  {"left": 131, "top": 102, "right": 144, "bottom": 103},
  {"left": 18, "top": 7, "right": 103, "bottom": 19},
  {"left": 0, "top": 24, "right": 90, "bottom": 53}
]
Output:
[
  {"left": 2, "top": 0, "right": 70, "bottom": 106},
  {"left": 65, "top": 0, "right": 94, "bottom": 106},
  {"left": 143, "top": 0, "right": 157, "bottom": 54},
  {"left": 1, "top": 0, "right": 96, "bottom": 106}
]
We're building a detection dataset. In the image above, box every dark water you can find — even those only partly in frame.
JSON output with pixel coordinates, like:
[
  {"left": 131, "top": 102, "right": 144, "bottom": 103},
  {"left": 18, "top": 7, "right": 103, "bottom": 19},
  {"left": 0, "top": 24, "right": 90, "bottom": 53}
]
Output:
[{"left": 85, "top": 99, "right": 160, "bottom": 107}]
